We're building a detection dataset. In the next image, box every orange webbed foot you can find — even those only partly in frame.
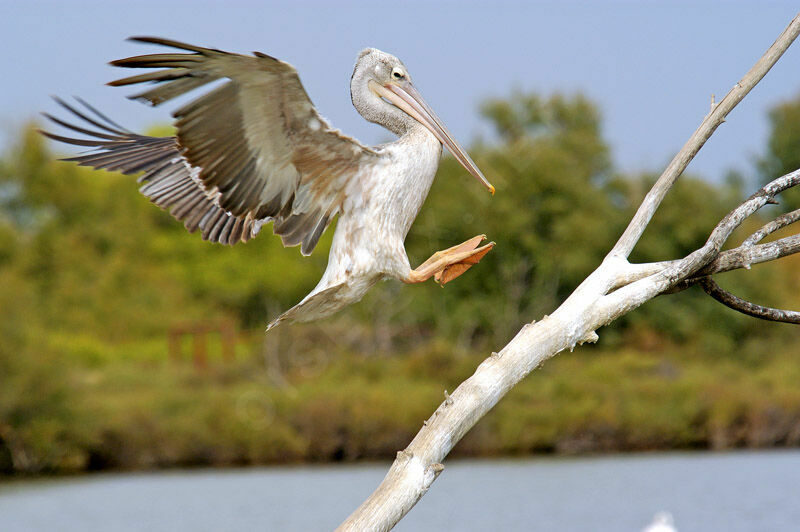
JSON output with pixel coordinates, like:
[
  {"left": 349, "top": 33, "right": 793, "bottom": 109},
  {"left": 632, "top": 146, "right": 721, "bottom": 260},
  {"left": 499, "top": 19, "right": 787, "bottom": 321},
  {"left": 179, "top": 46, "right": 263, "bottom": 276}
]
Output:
[
  {"left": 405, "top": 235, "right": 495, "bottom": 285},
  {"left": 434, "top": 241, "right": 495, "bottom": 285}
]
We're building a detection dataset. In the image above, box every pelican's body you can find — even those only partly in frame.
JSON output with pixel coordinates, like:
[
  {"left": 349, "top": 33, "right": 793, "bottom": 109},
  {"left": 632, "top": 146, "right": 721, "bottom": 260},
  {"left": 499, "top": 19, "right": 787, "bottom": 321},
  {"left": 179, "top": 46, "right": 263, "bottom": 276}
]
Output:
[
  {"left": 43, "top": 38, "right": 494, "bottom": 328},
  {"left": 298, "top": 128, "right": 441, "bottom": 321}
]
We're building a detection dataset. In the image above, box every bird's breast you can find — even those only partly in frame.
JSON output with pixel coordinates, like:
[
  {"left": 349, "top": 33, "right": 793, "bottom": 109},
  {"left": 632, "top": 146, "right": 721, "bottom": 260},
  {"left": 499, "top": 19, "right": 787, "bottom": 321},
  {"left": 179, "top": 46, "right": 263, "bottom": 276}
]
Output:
[
  {"left": 328, "top": 128, "right": 442, "bottom": 281},
  {"left": 365, "top": 128, "right": 442, "bottom": 238}
]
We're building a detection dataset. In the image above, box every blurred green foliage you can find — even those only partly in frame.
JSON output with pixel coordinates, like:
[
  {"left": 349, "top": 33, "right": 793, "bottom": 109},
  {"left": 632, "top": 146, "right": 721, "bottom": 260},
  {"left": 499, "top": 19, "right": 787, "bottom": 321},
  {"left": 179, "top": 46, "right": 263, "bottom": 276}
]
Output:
[{"left": 1, "top": 90, "right": 799, "bottom": 475}]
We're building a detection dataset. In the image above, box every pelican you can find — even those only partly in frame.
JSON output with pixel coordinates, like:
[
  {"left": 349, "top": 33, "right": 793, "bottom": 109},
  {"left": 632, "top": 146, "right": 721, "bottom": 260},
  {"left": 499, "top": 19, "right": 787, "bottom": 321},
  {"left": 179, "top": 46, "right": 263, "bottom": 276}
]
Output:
[{"left": 42, "top": 37, "right": 495, "bottom": 329}]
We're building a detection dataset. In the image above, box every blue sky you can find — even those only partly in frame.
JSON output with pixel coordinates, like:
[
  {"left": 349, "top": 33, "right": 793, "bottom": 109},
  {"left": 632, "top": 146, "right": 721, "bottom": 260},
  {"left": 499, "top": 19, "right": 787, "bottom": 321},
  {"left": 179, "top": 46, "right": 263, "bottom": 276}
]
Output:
[{"left": 1, "top": 1, "right": 799, "bottom": 183}]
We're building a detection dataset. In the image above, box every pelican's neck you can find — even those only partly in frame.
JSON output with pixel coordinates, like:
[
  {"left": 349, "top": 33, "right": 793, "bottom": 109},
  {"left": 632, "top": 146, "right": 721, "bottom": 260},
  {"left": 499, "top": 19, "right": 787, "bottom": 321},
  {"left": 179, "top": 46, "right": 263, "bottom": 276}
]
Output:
[{"left": 351, "top": 78, "right": 417, "bottom": 138}]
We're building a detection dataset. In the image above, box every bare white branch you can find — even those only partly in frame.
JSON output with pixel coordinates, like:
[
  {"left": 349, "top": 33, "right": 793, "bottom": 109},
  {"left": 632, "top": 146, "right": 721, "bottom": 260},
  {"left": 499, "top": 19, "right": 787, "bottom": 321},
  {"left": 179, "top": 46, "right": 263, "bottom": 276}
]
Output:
[{"left": 337, "top": 13, "right": 800, "bottom": 532}]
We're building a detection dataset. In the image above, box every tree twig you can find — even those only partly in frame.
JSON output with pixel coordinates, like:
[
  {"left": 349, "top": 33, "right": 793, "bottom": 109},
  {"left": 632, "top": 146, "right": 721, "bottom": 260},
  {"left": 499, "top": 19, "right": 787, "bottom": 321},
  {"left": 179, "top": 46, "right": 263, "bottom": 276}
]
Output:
[
  {"left": 699, "top": 277, "right": 800, "bottom": 323},
  {"left": 743, "top": 208, "right": 800, "bottom": 246},
  {"left": 634, "top": 170, "right": 800, "bottom": 294},
  {"left": 662, "top": 233, "right": 800, "bottom": 295}
]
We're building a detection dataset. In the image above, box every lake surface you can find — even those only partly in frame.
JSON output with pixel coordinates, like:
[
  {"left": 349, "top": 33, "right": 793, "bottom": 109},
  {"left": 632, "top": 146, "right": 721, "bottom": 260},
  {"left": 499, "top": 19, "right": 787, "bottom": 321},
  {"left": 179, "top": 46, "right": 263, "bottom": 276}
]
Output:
[{"left": 1, "top": 451, "right": 798, "bottom": 531}]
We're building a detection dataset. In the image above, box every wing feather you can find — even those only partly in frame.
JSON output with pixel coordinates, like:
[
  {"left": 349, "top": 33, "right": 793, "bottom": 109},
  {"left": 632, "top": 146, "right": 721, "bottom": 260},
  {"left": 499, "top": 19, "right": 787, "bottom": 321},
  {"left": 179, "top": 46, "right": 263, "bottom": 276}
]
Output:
[
  {"left": 41, "top": 100, "right": 258, "bottom": 247},
  {"left": 44, "top": 38, "right": 376, "bottom": 254},
  {"left": 103, "top": 37, "right": 376, "bottom": 255}
]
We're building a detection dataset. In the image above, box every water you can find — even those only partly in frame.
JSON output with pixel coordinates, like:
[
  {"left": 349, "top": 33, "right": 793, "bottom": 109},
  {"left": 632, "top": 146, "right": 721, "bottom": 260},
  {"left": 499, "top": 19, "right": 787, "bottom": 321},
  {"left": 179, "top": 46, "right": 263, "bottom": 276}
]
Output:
[{"left": 1, "top": 451, "right": 798, "bottom": 531}]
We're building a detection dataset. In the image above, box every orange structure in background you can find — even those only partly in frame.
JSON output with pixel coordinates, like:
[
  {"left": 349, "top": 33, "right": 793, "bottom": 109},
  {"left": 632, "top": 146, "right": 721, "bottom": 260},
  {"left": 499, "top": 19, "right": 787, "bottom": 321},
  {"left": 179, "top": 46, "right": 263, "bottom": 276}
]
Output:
[{"left": 168, "top": 320, "right": 236, "bottom": 369}]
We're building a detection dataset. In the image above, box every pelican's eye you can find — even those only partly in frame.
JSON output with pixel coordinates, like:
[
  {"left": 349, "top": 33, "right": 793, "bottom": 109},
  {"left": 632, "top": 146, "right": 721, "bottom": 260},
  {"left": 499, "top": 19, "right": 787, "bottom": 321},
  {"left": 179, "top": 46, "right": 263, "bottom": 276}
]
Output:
[{"left": 391, "top": 69, "right": 405, "bottom": 80}]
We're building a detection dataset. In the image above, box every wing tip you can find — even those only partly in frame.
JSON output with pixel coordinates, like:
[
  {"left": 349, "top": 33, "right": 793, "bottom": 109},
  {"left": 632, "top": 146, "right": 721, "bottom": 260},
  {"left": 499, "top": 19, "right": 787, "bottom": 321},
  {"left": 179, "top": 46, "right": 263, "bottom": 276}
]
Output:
[
  {"left": 125, "top": 36, "right": 210, "bottom": 54},
  {"left": 37, "top": 127, "right": 55, "bottom": 141},
  {"left": 253, "top": 51, "right": 278, "bottom": 61},
  {"left": 128, "top": 35, "right": 158, "bottom": 43}
]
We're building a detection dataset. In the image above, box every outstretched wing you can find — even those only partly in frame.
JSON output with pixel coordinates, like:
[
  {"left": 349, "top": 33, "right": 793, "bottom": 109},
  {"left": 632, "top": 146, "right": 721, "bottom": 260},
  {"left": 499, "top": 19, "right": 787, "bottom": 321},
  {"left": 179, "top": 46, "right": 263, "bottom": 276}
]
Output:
[
  {"left": 45, "top": 37, "right": 377, "bottom": 254},
  {"left": 42, "top": 97, "right": 262, "bottom": 245}
]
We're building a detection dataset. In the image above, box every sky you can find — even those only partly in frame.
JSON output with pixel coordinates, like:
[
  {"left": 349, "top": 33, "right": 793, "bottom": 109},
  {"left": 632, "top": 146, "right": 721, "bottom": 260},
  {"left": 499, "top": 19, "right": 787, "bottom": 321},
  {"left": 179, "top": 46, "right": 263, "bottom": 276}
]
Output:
[{"left": 1, "top": 1, "right": 799, "bottom": 184}]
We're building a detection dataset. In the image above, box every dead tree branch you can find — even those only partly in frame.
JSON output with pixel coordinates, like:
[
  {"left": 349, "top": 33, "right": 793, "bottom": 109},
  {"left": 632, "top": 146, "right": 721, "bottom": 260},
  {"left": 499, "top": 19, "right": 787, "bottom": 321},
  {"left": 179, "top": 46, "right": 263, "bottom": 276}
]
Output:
[
  {"left": 698, "top": 277, "right": 800, "bottom": 323},
  {"left": 337, "top": 13, "right": 800, "bottom": 532}
]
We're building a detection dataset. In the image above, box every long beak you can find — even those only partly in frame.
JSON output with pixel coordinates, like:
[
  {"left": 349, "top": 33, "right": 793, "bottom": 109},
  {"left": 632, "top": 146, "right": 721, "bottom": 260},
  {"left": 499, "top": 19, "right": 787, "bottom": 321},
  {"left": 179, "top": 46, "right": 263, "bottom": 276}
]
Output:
[{"left": 369, "top": 79, "right": 495, "bottom": 194}]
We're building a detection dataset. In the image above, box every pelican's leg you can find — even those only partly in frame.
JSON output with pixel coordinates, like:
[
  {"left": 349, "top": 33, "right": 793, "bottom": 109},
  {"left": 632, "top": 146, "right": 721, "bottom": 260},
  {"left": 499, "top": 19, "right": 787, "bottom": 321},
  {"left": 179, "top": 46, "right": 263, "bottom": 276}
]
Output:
[{"left": 404, "top": 235, "right": 495, "bottom": 285}]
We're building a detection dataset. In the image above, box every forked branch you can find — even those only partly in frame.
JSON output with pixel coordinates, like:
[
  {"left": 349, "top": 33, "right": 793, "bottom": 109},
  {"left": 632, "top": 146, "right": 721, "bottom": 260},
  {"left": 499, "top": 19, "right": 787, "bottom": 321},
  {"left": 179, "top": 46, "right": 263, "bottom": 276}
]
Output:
[{"left": 661, "top": 169, "right": 800, "bottom": 322}]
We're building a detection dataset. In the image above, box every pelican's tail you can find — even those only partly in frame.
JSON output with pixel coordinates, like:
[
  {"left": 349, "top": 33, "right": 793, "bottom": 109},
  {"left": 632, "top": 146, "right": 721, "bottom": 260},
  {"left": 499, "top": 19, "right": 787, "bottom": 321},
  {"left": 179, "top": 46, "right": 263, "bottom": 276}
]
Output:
[{"left": 266, "top": 282, "right": 349, "bottom": 332}]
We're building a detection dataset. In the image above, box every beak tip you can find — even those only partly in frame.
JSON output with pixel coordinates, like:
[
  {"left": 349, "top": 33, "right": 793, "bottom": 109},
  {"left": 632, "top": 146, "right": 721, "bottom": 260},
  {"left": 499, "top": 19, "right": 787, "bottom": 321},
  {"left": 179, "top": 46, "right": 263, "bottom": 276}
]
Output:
[{"left": 489, "top": 185, "right": 496, "bottom": 195}]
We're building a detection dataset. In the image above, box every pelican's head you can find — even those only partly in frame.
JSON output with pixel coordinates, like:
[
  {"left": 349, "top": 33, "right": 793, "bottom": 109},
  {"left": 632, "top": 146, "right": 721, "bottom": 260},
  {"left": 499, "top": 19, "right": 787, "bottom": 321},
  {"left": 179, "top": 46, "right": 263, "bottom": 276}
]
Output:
[{"left": 351, "top": 48, "right": 494, "bottom": 194}]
